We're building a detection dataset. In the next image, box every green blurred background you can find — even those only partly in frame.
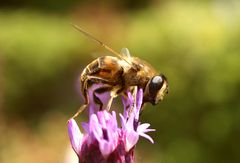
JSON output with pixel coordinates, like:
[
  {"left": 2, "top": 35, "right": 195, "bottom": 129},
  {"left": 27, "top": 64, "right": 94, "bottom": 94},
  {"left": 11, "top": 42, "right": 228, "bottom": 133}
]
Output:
[{"left": 0, "top": 0, "right": 240, "bottom": 162}]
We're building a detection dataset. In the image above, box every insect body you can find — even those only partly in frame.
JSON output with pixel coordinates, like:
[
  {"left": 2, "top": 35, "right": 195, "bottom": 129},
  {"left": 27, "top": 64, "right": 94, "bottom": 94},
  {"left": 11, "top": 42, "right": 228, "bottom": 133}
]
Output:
[{"left": 72, "top": 25, "right": 168, "bottom": 118}]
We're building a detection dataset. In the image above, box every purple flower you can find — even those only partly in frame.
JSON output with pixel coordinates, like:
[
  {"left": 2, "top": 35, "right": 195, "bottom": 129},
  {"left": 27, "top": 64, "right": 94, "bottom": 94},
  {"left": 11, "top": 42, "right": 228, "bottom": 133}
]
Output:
[{"left": 68, "top": 88, "right": 155, "bottom": 163}]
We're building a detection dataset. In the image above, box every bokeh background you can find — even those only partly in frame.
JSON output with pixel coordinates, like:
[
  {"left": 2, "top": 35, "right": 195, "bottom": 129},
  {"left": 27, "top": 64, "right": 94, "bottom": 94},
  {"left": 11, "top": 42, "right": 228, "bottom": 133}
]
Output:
[{"left": 0, "top": 0, "right": 240, "bottom": 162}]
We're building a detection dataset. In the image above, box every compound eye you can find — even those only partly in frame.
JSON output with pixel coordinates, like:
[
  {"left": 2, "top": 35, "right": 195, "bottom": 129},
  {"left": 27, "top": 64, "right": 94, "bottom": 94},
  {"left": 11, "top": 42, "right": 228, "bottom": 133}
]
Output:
[{"left": 149, "top": 75, "right": 164, "bottom": 94}]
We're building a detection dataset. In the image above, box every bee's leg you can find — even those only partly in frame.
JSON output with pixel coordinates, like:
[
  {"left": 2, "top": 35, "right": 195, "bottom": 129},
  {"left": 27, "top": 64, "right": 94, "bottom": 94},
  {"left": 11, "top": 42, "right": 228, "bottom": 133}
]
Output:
[
  {"left": 71, "top": 104, "right": 88, "bottom": 119},
  {"left": 106, "top": 94, "right": 115, "bottom": 111},
  {"left": 121, "top": 91, "right": 128, "bottom": 99},
  {"left": 106, "top": 88, "right": 120, "bottom": 111},
  {"left": 139, "top": 103, "right": 146, "bottom": 116},
  {"left": 128, "top": 86, "right": 138, "bottom": 115},
  {"left": 71, "top": 84, "right": 90, "bottom": 119},
  {"left": 133, "top": 86, "right": 138, "bottom": 104}
]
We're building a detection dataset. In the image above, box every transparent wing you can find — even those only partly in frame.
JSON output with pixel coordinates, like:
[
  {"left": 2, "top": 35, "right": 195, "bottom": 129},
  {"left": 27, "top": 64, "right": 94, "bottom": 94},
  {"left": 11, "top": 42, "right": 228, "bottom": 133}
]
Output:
[{"left": 120, "top": 48, "right": 131, "bottom": 58}]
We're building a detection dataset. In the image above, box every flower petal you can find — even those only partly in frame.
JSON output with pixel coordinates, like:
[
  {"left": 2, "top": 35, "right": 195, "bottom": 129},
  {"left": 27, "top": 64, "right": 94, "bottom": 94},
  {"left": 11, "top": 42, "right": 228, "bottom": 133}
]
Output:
[
  {"left": 125, "top": 112, "right": 134, "bottom": 131},
  {"left": 137, "top": 123, "right": 155, "bottom": 143},
  {"left": 138, "top": 132, "right": 155, "bottom": 144},
  {"left": 67, "top": 119, "right": 83, "bottom": 155},
  {"left": 137, "top": 123, "right": 151, "bottom": 132},
  {"left": 81, "top": 122, "right": 89, "bottom": 133},
  {"left": 119, "top": 114, "right": 127, "bottom": 130},
  {"left": 125, "top": 130, "right": 139, "bottom": 152},
  {"left": 122, "top": 90, "right": 134, "bottom": 118},
  {"left": 136, "top": 88, "right": 143, "bottom": 109},
  {"left": 92, "top": 111, "right": 119, "bottom": 158},
  {"left": 97, "top": 111, "right": 107, "bottom": 128},
  {"left": 99, "top": 140, "right": 114, "bottom": 158},
  {"left": 144, "top": 128, "right": 156, "bottom": 132},
  {"left": 135, "top": 88, "right": 143, "bottom": 120},
  {"left": 90, "top": 114, "right": 103, "bottom": 141}
]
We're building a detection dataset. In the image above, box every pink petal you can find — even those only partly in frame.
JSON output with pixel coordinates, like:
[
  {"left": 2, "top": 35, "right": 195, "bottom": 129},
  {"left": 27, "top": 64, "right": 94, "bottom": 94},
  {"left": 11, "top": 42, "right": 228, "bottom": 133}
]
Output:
[
  {"left": 67, "top": 119, "right": 83, "bottom": 154},
  {"left": 125, "top": 130, "right": 139, "bottom": 152},
  {"left": 99, "top": 140, "right": 114, "bottom": 158},
  {"left": 111, "top": 111, "right": 117, "bottom": 125},
  {"left": 137, "top": 123, "right": 151, "bottom": 132},
  {"left": 126, "top": 113, "right": 134, "bottom": 131},
  {"left": 97, "top": 111, "right": 107, "bottom": 128},
  {"left": 122, "top": 91, "right": 134, "bottom": 118},
  {"left": 137, "top": 123, "right": 155, "bottom": 133},
  {"left": 119, "top": 114, "right": 127, "bottom": 130},
  {"left": 136, "top": 88, "right": 143, "bottom": 110},
  {"left": 144, "top": 128, "right": 156, "bottom": 132},
  {"left": 138, "top": 132, "right": 154, "bottom": 144},
  {"left": 137, "top": 123, "right": 155, "bottom": 144},
  {"left": 81, "top": 122, "right": 89, "bottom": 133},
  {"left": 90, "top": 114, "right": 103, "bottom": 141}
]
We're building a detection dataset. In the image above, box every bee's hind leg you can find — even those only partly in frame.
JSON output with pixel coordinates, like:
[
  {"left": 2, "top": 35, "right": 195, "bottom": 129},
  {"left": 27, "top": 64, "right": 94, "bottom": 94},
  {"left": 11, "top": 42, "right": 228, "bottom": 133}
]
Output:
[
  {"left": 71, "top": 85, "right": 89, "bottom": 119},
  {"left": 71, "top": 104, "right": 88, "bottom": 119}
]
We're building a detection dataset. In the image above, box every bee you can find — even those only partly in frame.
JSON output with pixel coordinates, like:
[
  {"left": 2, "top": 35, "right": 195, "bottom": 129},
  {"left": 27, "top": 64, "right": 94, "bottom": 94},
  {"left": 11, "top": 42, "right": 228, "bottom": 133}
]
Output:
[{"left": 72, "top": 24, "right": 168, "bottom": 118}]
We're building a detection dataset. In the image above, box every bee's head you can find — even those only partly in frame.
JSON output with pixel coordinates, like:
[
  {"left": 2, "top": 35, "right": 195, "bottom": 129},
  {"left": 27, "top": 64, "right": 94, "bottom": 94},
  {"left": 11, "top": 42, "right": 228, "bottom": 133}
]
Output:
[{"left": 144, "top": 74, "right": 168, "bottom": 105}]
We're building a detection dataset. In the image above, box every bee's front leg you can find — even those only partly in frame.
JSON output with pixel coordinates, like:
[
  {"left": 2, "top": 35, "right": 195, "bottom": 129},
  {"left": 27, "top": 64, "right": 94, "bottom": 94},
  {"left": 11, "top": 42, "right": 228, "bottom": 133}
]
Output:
[
  {"left": 105, "top": 91, "right": 118, "bottom": 111},
  {"left": 128, "top": 86, "right": 138, "bottom": 116}
]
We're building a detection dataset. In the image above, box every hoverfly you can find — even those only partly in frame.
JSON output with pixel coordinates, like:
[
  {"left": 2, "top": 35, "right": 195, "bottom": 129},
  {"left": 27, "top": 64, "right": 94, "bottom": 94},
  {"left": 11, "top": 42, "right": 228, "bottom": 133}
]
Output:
[{"left": 72, "top": 24, "right": 168, "bottom": 118}]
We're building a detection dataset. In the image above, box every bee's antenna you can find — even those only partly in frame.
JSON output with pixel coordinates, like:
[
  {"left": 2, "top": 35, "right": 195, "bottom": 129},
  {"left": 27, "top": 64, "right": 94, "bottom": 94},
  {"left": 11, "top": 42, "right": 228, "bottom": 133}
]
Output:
[{"left": 71, "top": 23, "right": 132, "bottom": 65}]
